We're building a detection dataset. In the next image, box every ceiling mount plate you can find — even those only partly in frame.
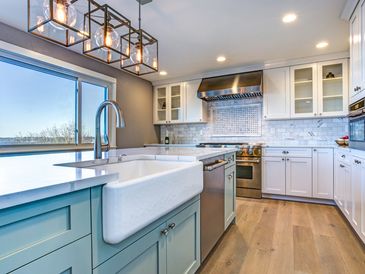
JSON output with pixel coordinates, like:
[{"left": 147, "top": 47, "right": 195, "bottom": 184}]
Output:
[{"left": 136, "top": 0, "right": 153, "bottom": 5}]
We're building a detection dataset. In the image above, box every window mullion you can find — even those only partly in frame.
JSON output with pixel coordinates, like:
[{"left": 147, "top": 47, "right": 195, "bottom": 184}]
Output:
[{"left": 76, "top": 80, "right": 83, "bottom": 145}]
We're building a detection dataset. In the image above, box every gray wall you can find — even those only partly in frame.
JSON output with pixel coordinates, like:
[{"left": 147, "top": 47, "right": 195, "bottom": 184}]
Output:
[{"left": 0, "top": 22, "right": 159, "bottom": 148}]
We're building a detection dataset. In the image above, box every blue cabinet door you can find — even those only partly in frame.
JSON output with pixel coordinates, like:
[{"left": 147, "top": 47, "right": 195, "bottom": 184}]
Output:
[
  {"left": 93, "top": 224, "right": 167, "bottom": 274},
  {"left": 224, "top": 165, "right": 236, "bottom": 229},
  {"left": 10, "top": 236, "right": 92, "bottom": 274},
  {"left": 0, "top": 189, "right": 91, "bottom": 273},
  {"left": 166, "top": 201, "right": 200, "bottom": 274}
]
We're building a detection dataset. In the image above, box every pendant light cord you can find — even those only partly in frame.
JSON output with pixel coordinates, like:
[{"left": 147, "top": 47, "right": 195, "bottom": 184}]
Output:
[{"left": 138, "top": 0, "right": 141, "bottom": 29}]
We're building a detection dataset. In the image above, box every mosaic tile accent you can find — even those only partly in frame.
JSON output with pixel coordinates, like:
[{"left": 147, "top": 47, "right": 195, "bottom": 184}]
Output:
[{"left": 160, "top": 98, "right": 349, "bottom": 146}]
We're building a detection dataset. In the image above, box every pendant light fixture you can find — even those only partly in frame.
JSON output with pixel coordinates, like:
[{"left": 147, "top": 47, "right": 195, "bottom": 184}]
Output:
[
  {"left": 121, "top": 0, "right": 158, "bottom": 76},
  {"left": 28, "top": 0, "right": 91, "bottom": 47},
  {"left": 83, "top": 1, "right": 131, "bottom": 64}
]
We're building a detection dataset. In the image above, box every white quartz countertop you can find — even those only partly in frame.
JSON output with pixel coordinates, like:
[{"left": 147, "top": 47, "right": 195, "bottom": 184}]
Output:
[{"left": 0, "top": 147, "right": 237, "bottom": 210}]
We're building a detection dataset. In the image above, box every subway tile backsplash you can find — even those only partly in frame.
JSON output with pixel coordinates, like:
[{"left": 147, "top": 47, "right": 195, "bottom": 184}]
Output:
[{"left": 160, "top": 98, "right": 348, "bottom": 146}]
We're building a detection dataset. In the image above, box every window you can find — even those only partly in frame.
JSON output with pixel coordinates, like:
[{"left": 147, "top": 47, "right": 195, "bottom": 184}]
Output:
[{"left": 0, "top": 55, "right": 110, "bottom": 148}]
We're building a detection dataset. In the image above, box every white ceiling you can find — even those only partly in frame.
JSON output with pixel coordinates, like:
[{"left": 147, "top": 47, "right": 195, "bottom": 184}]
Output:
[{"left": 0, "top": 0, "right": 349, "bottom": 83}]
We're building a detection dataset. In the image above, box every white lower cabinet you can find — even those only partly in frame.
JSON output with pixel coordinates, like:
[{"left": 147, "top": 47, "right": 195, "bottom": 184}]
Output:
[
  {"left": 334, "top": 149, "right": 365, "bottom": 244},
  {"left": 263, "top": 155, "right": 312, "bottom": 198},
  {"left": 313, "top": 148, "right": 334, "bottom": 199},
  {"left": 351, "top": 157, "right": 363, "bottom": 233},
  {"left": 285, "top": 157, "right": 312, "bottom": 197},
  {"left": 262, "top": 157, "right": 286, "bottom": 195}
]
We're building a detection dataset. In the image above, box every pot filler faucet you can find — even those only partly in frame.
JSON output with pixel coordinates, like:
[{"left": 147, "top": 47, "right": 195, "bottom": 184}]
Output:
[{"left": 94, "top": 100, "right": 125, "bottom": 159}]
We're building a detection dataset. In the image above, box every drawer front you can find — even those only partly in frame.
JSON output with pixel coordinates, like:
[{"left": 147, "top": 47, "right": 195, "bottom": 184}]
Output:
[
  {"left": 0, "top": 189, "right": 91, "bottom": 273},
  {"left": 224, "top": 153, "right": 236, "bottom": 168},
  {"left": 263, "top": 147, "right": 312, "bottom": 158},
  {"left": 335, "top": 150, "right": 350, "bottom": 165},
  {"left": 10, "top": 236, "right": 91, "bottom": 274}
]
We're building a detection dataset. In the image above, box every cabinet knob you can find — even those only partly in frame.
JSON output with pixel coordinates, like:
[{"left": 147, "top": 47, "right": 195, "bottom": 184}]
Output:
[
  {"left": 319, "top": 113, "right": 322, "bottom": 116},
  {"left": 168, "top": 223, "right": 176, "bottom": 230},
  {"left": 282, "top": 158, "right": 285, "bottom": 161},
  {"left": 341, "top": 155, "right": 346, "bottom": 158},
  {"left": 161, "top": 228, "right": 169, "bottom": 236},
  {"left": 228, "top": 174, "right": 233, "bottom": 180},
  {"left": 340, "top": 164, "right": 345, "bottom": 168},
  {"left": 313, "top": 149, "right": 317, "bottom": 152},
  {"left": 314, "top": 113, "right": 317, "bottom": 116},
  {"left": 286, "top": 158, "right": 289, "bottom": 161}
]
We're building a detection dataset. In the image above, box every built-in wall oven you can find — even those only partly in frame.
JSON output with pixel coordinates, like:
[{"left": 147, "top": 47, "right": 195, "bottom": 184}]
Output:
[{"left": 349, "top": 98, "right": 365, "bottom": 150}]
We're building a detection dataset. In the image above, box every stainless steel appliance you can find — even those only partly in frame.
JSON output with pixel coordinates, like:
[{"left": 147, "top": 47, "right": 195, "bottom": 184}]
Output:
[
  {"left": 349, "top": 98, "right": 365, "bottom": 150},
  {"left": 198, "top": 143, "right": 263, "bottom": 198},
  {"left": 197, "top": 71, "right": 263, "bottom": 101},
  {"left": 200, "top": 156, "right": 228, "bottom": 262}
]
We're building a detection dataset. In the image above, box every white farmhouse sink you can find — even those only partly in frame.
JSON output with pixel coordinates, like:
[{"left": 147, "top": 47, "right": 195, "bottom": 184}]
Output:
[{"left": 95, "top": 160, "right": 203, "bottom": 244}]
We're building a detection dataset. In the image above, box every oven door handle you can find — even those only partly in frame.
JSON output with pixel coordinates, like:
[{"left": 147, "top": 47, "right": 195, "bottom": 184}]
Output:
[
  {"left": 237, "top": 159, "right": 261, "bottom": 164},
  {"left": 204, "top": 160, "right": 228, "bottom": 171}
]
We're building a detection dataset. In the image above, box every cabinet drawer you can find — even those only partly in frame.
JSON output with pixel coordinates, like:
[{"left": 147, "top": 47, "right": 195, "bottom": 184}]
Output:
[
  {"left": 10, "top": 236, "right": 91, "bottom": 274},
  {"left": 335, "top": 149, "right": 350, "bottom": 165},
  {"left": 0, "top": 190, "right": 91, "bottom": 273},
  {"left": 224, "top": 153, "right": 236, "bottom": 168},
  {"left": 263, "top": 147, "right": 312, "bottom": 158}
]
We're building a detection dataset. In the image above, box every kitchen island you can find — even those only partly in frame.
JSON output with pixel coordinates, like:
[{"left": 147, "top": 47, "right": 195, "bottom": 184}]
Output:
[{"left": 0, "top": 147, "right": 236, "bottom": 274}]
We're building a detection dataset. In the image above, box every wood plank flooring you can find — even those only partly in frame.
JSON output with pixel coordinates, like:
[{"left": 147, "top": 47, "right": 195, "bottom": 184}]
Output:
[{"left": 198, "top": 198, "right": 365, "bottom": 274}]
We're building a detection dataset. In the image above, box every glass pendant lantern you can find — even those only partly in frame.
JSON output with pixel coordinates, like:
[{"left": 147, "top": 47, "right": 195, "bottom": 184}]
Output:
[
  {"left": 121, "top": 0, "right": 158, "bottom": 76},
  {"left": 83, "top": 2, "right": 131, "bottom": 64},
  {"left": 28, "top": 0, "right": 91, "bottom": 47}
]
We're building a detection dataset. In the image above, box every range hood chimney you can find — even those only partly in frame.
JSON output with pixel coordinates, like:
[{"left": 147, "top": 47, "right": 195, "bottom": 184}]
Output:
[{"left": 197, "top": 71, "right": 263, "bottom": 101}]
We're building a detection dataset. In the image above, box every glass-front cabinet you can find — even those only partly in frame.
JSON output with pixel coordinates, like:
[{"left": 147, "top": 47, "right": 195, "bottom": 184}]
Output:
[
  {"left": 290, "top": 63, "right": 318, "bottom": 118},
  {"left": 318, "top": 59, "right": 348, "bottom": 117},
  {"left": 290, "top": 59, "right": 348, "bottom": 118},
  {"left": 153, "top": 83, "right": 185, "bottom": 124}
]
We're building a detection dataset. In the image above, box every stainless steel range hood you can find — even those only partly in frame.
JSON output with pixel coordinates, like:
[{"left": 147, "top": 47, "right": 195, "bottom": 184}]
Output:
[{"left": 197, "top": 71, "right": 263, "bottom": 101}]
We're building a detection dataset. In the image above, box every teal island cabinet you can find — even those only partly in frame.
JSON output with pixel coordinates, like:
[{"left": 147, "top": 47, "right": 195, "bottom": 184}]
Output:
[{"left": 0, "top": 187, "right": 201, "bottom": 274}]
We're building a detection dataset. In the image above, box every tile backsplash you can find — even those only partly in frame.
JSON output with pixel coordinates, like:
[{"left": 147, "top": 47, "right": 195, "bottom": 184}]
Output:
[{"left": 160, "top": 98, "right": 349, "bottom": 146}]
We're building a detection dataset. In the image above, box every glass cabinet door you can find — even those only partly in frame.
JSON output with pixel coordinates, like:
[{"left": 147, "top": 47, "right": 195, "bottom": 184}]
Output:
[
  {"left": 169, "top": 84, "right": 184, "bottom": 122},
  {"left": 291, "top": 64, "right": 318, "bottom": 117},
  {"left": 318, "top": 60, "right": 348, "bottom": 117},
  {"left": 155, "top": 86, "right": 167, "bottom": 123}
]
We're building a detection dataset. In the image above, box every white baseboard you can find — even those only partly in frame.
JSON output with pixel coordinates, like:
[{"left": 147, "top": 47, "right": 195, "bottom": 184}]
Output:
[{"left": 261, "top": 194, "right": 335, "bottom": 205}]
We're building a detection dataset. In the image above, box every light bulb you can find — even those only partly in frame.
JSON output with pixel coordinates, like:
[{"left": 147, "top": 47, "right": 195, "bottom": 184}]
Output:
[
  {"left": 130, "top": 44, "right": 150, "bottom": 64},
  {"left": 95, "top": 26, "right": 119, "bottom": 50},
  {"left": 43, "top": 0, "right": 77, "bottom": 30},
  {"left": 107, "top": 51, "right": 112, "bottom": 63},
  {"left": 69, "top": 35, "right": 75, "bottom": 44},
  {"left": 136, "top": 65, "right": 140, "bottom": 73}
]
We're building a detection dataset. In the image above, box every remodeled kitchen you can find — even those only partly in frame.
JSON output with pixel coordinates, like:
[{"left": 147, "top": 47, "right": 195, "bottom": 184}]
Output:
[{"left": 0, "top": 1, "right": 365, "bottom": 274}]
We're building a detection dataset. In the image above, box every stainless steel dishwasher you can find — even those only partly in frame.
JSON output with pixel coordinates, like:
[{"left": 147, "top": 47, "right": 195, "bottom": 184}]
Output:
[{"left": 200, "top": 156, "right": 228, "bottom": 262}]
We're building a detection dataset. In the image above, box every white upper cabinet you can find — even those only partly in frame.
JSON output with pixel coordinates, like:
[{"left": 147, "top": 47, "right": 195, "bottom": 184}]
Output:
[
  {"left": 185, "top": 80, "right": 208, "bottom": 123},
  {"left": 153, "top": 83, "right": 185, "bottom": 125},
  {"left": 153, "top": 85, "right": 169, "bottom": 124},
  {"left": 169, "top": 84, "right": 185, "bottom": 123},
  {"left": 350, "top": 0, "right": 365, "bottom": 103},
  {"left": 290, "top": 63, "right": 318, "bottom": 118},
  {"left": 318, "top": 59, "right": 349, "bottom": 117},
  {"left": 263, "top": 67, "right": 290, "bottom": 120},
  {"left": 153, "top": 81, "right": 207, "bottom": 125}
]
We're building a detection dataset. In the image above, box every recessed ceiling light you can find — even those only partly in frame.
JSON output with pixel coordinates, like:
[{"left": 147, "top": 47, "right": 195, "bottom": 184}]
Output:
[
  {"left": 282, "top": 13, "right": 297, "bottom": 23},
  {"left": 217, "top": 56, "right": 226, "bottom": 62},
  {"left": 316, "top": 41, "right": 329, "bottom": 49},
  {"left": 160, "top": 71, "right": 167, "bottom": 76}
]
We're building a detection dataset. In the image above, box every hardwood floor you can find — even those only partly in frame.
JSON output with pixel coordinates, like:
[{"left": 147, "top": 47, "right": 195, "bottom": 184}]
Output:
[{"left": 198, "top": 198, "right": 365, "bottom": 274}]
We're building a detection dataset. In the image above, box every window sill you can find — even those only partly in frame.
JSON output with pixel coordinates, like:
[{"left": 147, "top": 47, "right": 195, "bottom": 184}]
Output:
[{"left": 0, "top": 144, "right": 95, "bottom": 156}]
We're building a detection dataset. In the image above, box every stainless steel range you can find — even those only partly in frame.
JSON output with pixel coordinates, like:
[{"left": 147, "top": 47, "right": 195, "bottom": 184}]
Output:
[{"left": 198, "top": 142, "right": 263, "bottom": 199}]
